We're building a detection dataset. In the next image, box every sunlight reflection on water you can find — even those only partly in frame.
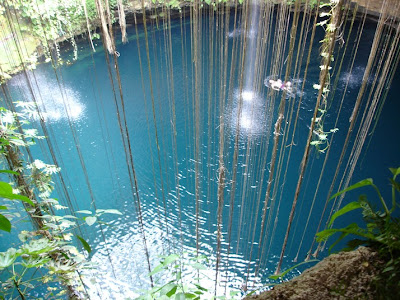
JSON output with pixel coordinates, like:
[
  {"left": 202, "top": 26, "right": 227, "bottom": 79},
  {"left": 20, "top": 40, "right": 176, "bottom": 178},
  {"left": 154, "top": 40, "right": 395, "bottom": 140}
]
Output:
[{"left": 10, "top": 72, "right": 85, "bottom": 122}]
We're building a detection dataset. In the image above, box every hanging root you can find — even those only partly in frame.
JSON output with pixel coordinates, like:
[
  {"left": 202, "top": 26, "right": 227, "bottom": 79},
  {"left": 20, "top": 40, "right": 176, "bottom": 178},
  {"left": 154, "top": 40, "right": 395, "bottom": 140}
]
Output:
[
  {"left": 117, "top": 0, "right": 128, "bottom": 43},
  {"left": 95, "top": 0, "right": 114, "bottom": 54}
]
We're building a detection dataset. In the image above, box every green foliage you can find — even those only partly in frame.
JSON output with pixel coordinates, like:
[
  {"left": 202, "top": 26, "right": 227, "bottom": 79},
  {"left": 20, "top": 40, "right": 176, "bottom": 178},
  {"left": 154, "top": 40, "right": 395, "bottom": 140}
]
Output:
[
  {"left": 0, "top": 106, "right": 122, "bottom": 298},
  {"left": 310, "top": 0, "right": 342, "bottom": 153},
  {"left": 0, "top": 213, "right": 11, "bottom": 232},
  {"left": 137, "top": 253, "right": 209, "bottom": 299},
  {"left": 77, "top": 235, "right": 92, "bottom": 254},
  {"left": 317, "top": 168, "right": 400, "bottom": 297},
  {"left": 268, "top": 259, "right": 319, "bottom": 280},
  {"left": 77, "top": 208, "right": 122, "bottom": 226},
  {"left": 138, "top": 252, "right": 240, "bottom": 299}
]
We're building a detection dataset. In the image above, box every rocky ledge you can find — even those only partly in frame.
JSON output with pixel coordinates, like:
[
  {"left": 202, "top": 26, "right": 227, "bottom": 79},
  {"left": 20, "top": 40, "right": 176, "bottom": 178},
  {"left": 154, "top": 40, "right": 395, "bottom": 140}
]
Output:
[{"left": 246, "top": 247, "right": 383, "bottom": 300}]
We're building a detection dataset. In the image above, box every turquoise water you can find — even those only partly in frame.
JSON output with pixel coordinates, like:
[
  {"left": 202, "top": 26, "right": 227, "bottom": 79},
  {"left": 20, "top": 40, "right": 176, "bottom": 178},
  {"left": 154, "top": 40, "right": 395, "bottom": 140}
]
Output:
[{"left": 2, "top": 10, "right": 400, "bottom": 298}]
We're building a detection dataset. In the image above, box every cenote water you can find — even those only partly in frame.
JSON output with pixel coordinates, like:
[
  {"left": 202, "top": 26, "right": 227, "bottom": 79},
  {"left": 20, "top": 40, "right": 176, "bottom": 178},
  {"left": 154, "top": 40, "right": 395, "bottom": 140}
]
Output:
[{"left": 2, "top": 7, "right": 400, "bottom": 299}]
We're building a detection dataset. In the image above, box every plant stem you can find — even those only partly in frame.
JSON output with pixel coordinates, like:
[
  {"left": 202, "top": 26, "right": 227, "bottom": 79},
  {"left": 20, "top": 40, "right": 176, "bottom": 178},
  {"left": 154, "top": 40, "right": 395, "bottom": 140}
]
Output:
[
  {"left": 13, "top": 278, "right": 26, "bottom": 300},
  {"left": 372, "top": 184, "right": 390, "bottom": 216}
]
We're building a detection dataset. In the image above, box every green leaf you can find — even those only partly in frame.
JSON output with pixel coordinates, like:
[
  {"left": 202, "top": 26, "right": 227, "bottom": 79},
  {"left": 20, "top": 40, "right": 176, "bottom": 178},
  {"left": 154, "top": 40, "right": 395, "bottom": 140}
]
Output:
[
  {"left": 10, "top": 194, "right": 34, "bottom": 206},
  {"left": 77, "top": 235, "right": 92, "bottom": 253},
  {"left": 165, "top": 284, "right": 178, "bottom": 297},
  {"left": 162, "top": 254, "right": 179, "bottom": 266},
  {"left": 76, "top": 210, "right": 93, "bottom": 215},
  {"left": 63, "top": 215, "right": 78, "bottom": 219},
  {"left": 328, "top": 231, "right": 349, "bottom": 253},
  {"left": 0, "top": 182, "right": 34, "bottom": 205},
  {"left": 21, "top": 256, "right": 51, "bottom": 268},
  {"left": 0, "top": 206, "right": 7, "bottom": 210},
  {"left": 22, "top": 238, "right": 54, "bottom": 255},
  {"left": 0, "top": 248, "right": 20, "bottom": 269},
  {"left": 316, "top": 223, "right": 375, "bottom": 243},
  {"left": 0, "top": 170, "right": 19, "bottom": 175},
  {"left": 330, "top": 179, "right": 373, "bottom": 200},
  {"left": 342, "top": 239, "right": 367, "bottom": 252},
  {"left": 191, "top": 262, "right": 207, "bottom": 270},
  {"left": 176, "top": 270, "right": 181, "bottom": 281},
  {"left": 0, "top": 214, "right": 11, "bottom": 232},
  {"left": 389, "top": 167, "right": 400, "bottom": 177},
  {"left": 269, "top": 259, "right": 318, "bottom": 280},
  {"left": 328, "top": 201, "right": 362, "bottom": 227},
  {"left": 0, "top": 181, "right": 13, "bottom": 196},
  {"left": 383, "top": 265, "right": 395, "bottom": 273},
  {"left": 175, "top": 293, "right": 186, "bottom": 300},
  {"left": 96, "top": 209, "right": 122, "bottom": 215},
  {"left": 84, "top": 216, "right": 97, "bottom": 226},
  {"left": 148, "top": 263, "right": 165, "bottom": 276},
  {"left": 390, "top": 179, "right": 400, "bottom": 192},
  {"left": 194, "top": 284, "right": 207, "bottom": 292}
]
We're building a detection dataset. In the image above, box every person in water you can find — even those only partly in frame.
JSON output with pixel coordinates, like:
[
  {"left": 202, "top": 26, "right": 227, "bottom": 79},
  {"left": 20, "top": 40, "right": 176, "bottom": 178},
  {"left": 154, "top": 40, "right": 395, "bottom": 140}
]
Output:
[{"left": 269, "top": 79, "right": 292, "bottom": 92}]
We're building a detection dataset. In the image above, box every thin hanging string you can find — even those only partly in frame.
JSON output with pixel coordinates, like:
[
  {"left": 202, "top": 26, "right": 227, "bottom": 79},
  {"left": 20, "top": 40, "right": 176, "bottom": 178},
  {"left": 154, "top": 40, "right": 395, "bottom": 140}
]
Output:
[
  {"left": 165, "top": 7, "right": 184, "bottom": 249},
  {"left": 276, "top": 0, "right": 345, "bottom": 274},
  {"left": 222, "top": 0, "right": 243, "bottom": 289},
  {"left": 149, "top": 7, "right": 171, "bottom": 247},
  {"left": 206, "top": 0, "right": 216, "bottom": 213},
  {"left": 217, "top": 0, "right": 245, "bottom": 292},
  {"left": 237, "top": 0, "right": 269, "bottom": 255},
  {"left": 306, "top": 0, "right": 386, "bottom": 259},
  {"left": 265, "top": 0, "right": 320, "bottom": 265},
  {"left": 261, "top": 0, "right": 315, "bottom": 267},
  {"left": 255, "top": 0, "right": 298, "bottom": 276},
  {"left": 152, "top": 10, "right": 172, "bottom": 205},
  {"left": 87, "top": 43, "right": 124, "bottom": 215},
  {"left": 36, "top": 14, "right": 119, "bottom": 284},
  {"left": 3, "top": 1, "right": 83, "bottom": 233},
  {"left": 258, "top": 0, "right": 305, "bottom": 269},
  {"left": 294, "top": 0, "right": 359, "bottom": 262},
  {"left": 318, "top": 2, "right": 396, "bottom": 254},
  {"left": 206, "top": 0, "right": 219, "bottom": 240},
  {"left": 362, "top": 38, "right": 400, "bottom": 159},
  {"left": 226, "top": 0, "right": 254, "bottom": 263},
  {"left": 242, "top": 0, "right": 276, "bottom": 280},
  {"left": 251, "top": 2, "right": 284, "bottom": 269},
  {"left": 305, "top": 2, "right": 367, "bottom": 260},
  {"left": 191, "top": 0, "right": 203, "bottom": 257},
  {"left": 132, "top": 12, "right": 167, "bottom": 252},
  {"left": 220, "top": 0, "right": 256, "bottom": 289},
  {"left": 140, "top": 0, "right": 171, "bottom": 245},
  {"left": 321, "top": 10, "right": 400, "bottom": 257},
  {"left": 327, "top": 0, "right": 399, "bottom": 235},
  {"left": 239, "top": 4, "right": 274, "bottom": 258},
  {"left": 93, "top": 0, "right": 155, "bottom": 285}
]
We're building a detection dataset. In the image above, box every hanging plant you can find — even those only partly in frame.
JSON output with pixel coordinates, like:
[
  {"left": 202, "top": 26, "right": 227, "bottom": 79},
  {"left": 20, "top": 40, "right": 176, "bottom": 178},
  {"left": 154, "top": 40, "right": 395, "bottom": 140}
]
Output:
[
  {"left": 0, "top": 107, "right": 121, "bottom": 299},
  {"left": 311, "top": 0, "right": 342, "bottom": 153}
]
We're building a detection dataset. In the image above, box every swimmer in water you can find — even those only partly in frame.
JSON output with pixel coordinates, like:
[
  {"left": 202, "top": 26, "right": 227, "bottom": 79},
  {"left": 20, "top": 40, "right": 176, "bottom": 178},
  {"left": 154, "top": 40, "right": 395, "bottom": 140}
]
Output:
[
  {"left": 269, "top": 79, "right": 283, "bottom": 91},
  {"left": 269, "top": 79, "right": 292, "bottom": 92},
  {"left": 284, "top": 81, "right": 292, "bottom": 93}
]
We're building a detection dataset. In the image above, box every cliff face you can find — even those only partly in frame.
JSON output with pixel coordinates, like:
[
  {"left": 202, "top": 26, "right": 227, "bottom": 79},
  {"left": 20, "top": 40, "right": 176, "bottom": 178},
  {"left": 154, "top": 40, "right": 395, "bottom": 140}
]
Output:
[{"left": 246, "top": 247, "right": 383, "bottom": 300}]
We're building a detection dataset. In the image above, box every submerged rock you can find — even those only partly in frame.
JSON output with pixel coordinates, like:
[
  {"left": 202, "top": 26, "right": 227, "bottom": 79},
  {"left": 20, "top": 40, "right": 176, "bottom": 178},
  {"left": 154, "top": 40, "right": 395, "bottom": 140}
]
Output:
[{"left": 246, "top": 247, "right": 383, "bottom": 300}]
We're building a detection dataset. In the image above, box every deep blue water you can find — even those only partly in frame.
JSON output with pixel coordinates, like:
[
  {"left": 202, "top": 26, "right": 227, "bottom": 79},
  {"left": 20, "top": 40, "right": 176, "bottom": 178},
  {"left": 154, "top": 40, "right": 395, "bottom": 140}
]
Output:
[{"left": 2, "top": 8, "right": 400, "bottom": 299}]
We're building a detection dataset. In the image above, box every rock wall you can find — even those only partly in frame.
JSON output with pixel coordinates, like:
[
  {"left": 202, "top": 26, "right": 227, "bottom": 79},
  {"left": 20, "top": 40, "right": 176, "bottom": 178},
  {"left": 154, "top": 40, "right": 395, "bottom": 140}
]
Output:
[{"left": 246, "top": 247, "right": 383, "bottom": 300}]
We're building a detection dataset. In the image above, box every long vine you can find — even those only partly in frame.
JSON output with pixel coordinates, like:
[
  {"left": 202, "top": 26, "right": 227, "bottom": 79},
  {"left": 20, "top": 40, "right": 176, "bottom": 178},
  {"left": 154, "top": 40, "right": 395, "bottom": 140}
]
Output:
[
  {"left": 311, "top": 0, "right": 341, "bottom": 153},
  {"left": 0, "top": 106, "right": 121, "bottom": 299}
]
